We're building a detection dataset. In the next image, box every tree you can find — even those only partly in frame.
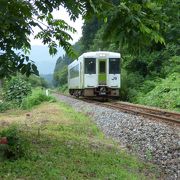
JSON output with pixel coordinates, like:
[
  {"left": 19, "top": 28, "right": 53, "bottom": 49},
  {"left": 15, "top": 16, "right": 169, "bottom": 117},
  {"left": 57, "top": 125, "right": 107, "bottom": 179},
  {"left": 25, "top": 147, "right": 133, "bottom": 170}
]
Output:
[
  {"left": 102, "top": 0, "right": 167, "bottom": 53},
  {"left": 27, "top": 75, "right": 48, "bottom": 88},
  {"left": 0, "top": 0, "right": 168, "bottom": 79},
  {"left": 81, "top": 16, "right": 102, "bottom": 51},
  {"left": 80, "top": 0, "right": 169, "bottom": 54},
  {"left": 0, "top": 0, "right": 107, "bottom": 78},
  {"left": 53, "top": 55, "right": 70, "bottom": 87}
]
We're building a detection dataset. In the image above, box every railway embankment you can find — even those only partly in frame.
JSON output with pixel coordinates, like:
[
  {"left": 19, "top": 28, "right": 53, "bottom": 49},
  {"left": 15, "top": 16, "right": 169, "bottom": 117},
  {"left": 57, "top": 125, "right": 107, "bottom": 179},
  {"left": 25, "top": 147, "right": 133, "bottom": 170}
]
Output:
[
  {"left": 53, "top": 93, "right": 180, "bottom": 180},
  {"left": 0, "top": 102, "right": 159, "bottom": 179}
]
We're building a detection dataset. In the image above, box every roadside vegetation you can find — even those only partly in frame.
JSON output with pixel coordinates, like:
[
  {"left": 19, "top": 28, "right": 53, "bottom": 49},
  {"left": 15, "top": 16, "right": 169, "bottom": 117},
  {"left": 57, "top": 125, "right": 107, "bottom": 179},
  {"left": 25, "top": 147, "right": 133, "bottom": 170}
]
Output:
[
  {"left": 0, "top": 75, "right": 54, "bottom": 113},
  {"left": 0, "top": 102, "right": 160, "bottom": 179}
]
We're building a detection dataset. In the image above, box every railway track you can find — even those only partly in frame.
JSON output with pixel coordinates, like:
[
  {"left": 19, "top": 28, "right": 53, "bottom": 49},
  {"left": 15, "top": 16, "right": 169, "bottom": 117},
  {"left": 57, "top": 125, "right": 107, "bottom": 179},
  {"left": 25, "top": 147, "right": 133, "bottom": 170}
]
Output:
[
  {"left": 101, "top": 101, "right": 180, "bottom": 125},
  {"left": 52, "top": 92, "right": 180, "bottom": 125},
  {"left": 78, "top": 98, "right": 180, "bottom": 125}
]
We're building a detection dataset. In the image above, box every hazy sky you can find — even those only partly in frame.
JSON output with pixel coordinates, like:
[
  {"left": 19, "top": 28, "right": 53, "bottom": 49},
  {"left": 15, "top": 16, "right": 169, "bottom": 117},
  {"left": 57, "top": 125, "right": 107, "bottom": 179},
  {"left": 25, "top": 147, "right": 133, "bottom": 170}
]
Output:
[
  {"left": 30, "top": 7, "right": 83, "bottom": 45},
  {"left": 29, "top": 7, "right": 83, "bottom": 75},
  {"left": 29, "top": 46, "right": 64, "bottom": 75}
]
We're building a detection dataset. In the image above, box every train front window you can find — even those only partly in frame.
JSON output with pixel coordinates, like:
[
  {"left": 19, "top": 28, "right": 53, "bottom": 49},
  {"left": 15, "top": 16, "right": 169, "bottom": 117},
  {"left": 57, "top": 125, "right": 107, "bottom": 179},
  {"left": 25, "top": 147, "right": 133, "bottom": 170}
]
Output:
[
  {"left": 109, "top": 58, "right": 120, "bottom": 74},
  {"left": 84, "top": 58, "right": 96, "bottom": 74}
]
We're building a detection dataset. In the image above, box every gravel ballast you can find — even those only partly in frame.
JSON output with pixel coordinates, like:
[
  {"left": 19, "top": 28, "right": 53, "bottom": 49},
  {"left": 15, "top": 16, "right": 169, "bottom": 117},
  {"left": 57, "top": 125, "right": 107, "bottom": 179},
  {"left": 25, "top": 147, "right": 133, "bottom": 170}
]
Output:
[{"left": 54, "top": 94, "right": 180, "bottom": 180}]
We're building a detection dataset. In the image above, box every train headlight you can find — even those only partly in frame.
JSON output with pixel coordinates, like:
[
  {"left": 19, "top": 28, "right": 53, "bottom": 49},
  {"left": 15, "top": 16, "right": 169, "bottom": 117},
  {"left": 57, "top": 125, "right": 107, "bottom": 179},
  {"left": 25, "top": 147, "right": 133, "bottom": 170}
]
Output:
[{"left": 99, "top": 54, "right": 106, "bottom": 57}]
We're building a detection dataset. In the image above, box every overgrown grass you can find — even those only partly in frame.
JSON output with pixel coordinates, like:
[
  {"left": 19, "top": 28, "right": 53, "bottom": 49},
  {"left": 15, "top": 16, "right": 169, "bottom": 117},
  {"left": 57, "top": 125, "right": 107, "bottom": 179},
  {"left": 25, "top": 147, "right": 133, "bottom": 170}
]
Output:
[
  {"left": 57, "top": 84, "right": 69, "bottom": 94},
  {"left": 21, "top": 89, "right": 56, "bottom": 110},
  {"left": 0, "top": 125, "right": 30, "bottom": 160},
  {"left": 0, "top": 88, "right": 55, "bottom": 112},
  {"left": 0, "top": 102, "right": 160, "bottom": 179},
  {"left": 0, "top": 101, "right": 13, "bottom": 112},
  {"left": 0, "top": 89, "right": 12, "bottom": 112},
  {"left": 136, "top": 73, "right": 180, "bottom": 112}
]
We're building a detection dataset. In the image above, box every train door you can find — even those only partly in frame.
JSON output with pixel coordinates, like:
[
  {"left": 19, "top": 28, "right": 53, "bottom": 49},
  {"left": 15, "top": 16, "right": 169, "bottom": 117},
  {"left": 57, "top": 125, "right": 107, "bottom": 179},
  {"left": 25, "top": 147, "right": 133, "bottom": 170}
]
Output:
[{"left": 98, "top": 59, "right": 107, "bottom": 85}]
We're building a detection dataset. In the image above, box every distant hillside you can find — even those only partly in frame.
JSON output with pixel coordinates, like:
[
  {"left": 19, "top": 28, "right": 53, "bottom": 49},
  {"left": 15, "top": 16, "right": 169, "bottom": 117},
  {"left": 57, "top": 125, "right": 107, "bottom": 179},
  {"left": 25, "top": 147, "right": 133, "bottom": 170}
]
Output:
[
  {"left": 40, "top": 74, "right": 53, "bottom": 87},
  {"left": 30, "top": 46, "right": 64, "bottom": 74}
]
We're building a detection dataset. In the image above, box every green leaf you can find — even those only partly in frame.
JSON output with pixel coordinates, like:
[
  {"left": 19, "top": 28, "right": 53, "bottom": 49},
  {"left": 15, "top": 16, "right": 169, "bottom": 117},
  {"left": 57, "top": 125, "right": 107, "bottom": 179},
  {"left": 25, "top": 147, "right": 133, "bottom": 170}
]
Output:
[
  {"left": 32, "top": 64, "right": 39, "bottom": 76},
  {"left": 104, "top": 17, "right": 108, "bottom": 23}
]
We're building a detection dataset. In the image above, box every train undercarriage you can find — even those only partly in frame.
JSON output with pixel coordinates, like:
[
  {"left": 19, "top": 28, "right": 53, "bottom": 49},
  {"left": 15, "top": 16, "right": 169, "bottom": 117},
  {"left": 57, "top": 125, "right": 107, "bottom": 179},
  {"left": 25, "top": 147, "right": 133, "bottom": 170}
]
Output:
[{"left": 69, "top": 86, "right": 119, "bottom": 97}]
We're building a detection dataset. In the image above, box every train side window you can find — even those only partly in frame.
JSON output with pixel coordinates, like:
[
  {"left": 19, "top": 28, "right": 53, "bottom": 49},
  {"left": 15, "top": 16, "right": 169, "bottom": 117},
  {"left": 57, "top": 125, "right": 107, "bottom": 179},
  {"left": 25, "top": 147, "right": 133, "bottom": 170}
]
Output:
[
  {"left": 109, "top": 58, "right": 120, "bottom": 74},
  {"left": 84, "top": 58, "right": 96, "bottom": 74},
  {"left": 70, "top": 64, "right": 79, "bottom": 78}
]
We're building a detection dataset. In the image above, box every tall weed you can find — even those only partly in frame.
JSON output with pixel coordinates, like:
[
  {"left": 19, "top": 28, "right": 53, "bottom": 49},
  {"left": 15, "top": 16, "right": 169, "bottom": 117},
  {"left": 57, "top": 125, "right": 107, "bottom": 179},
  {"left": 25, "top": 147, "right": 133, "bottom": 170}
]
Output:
[
  {"left": 136, "top": 73, "right": 180, "bottom": 111},
  {"left": 3, "top": 76, "right": 31, "bottom": 105},
  {"left": 0, "top": 101, "right": 13, "bottom": 112},
  {"left": 0, "top": 125, "right": 30, "bottom": 160},
  {"left": 21, "top": 89, "right": 55, "bottom": 109}
]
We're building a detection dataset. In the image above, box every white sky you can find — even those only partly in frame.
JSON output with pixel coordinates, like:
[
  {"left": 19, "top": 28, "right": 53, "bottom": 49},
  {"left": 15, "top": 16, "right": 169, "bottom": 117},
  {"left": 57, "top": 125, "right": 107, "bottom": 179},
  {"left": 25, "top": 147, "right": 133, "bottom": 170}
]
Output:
[
  {"left": 29, "top": 7, "right": 84, "bottom": 74},
  {"left": 30, "top": 7, "right": 83, "bottom": 46}
]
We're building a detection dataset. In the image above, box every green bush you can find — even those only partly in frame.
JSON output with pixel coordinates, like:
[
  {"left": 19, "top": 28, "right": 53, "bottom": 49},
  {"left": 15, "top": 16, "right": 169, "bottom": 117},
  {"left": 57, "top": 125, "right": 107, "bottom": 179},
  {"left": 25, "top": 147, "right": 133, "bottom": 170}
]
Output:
[
  {"left": 137, "top": 78, "right": 162, "bottom": 95},
  {"left": 136, "top": 73, "right": 180, "bottom": 111},
  {"left": 0, "top": 125, "right": 30, "bottom": 160},
  {"left": 119, "top": 69, "right": 144, "bottom": 101},
  {"left": 161, "top": 55, "right": 180, "bottom": 76},
  {"left": 27, "top": 75, "right": 48, "bottom": 88},
  {"left": 0, "top": 101, "right": 13, "bottom": 112},
  {"left": 3, "top": 76, "right": 31, "bottom": 105},
  {"left": 58, "top": 84, "right": 68, "bottom": 93},
  {"left": 21, "top": 89, "right": 56, "bottom": 109}
]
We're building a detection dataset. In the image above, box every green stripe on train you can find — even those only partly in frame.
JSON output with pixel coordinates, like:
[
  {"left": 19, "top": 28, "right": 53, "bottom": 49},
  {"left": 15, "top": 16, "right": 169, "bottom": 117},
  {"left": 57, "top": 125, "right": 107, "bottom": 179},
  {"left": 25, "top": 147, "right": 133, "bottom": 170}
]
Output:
[
  {"left": 99, "top": 74, "right": 106, "bottom": 85},
  {"left": 98, "top": 59, "right": 107, "bottom": 85}
]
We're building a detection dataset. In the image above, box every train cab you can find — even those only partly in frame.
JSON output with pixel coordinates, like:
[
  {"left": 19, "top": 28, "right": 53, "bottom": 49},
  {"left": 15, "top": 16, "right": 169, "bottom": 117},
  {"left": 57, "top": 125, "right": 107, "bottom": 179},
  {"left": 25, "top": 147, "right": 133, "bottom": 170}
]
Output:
[{"left": 68, "top": 51, "right": 121, "bottom": 97}]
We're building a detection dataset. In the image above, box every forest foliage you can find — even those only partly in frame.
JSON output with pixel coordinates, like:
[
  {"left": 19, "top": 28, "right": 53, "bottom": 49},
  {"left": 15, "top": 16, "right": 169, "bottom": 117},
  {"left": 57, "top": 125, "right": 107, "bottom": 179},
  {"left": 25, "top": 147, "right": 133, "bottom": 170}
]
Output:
[
  {"left": 0, "top": 0, "right": 109, "bottom": 78},
  {"left": 53, "top": 0, "right": 180, "bottom": 111}
]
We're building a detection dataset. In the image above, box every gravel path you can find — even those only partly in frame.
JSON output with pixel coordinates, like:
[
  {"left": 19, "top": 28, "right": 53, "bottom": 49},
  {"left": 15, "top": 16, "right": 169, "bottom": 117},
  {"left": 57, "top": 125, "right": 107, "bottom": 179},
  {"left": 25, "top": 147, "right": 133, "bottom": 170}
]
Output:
[{"left": 54, "top": 94, "right": 180, "bottom": 180}]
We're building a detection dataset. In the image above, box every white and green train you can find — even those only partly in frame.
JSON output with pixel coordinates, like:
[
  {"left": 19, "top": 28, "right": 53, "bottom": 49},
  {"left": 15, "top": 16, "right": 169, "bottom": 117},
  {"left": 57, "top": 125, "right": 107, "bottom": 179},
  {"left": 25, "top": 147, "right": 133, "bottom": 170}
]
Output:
[{"left": 68, "top": 51, "right": 121, "bottom": 97}]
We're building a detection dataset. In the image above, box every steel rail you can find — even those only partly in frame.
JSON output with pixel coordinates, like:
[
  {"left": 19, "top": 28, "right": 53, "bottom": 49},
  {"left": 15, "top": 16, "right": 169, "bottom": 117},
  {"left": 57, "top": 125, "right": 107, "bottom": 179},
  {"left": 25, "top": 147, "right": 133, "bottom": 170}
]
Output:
[
  {"left": 113, "top": 102, "right": 180, "bottom": 117},
  {"left": 52, "top": 92, "right": 180, "bottom": 125},
  {"left": 102, "top": 102, "right": 180, "bottom": 124},
  {"left": 79, "top": 98, "right": 180, "bottom": 125}
]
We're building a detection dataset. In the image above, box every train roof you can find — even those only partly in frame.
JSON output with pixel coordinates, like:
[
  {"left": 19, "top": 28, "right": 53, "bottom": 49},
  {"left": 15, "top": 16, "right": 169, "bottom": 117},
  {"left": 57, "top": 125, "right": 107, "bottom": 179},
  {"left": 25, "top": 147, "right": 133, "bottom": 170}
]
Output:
[
  {"left": 68, "top": 59, "right": 78, "bottom": 69},
  {"left": 80, "top": 51, "right": 120, "bottom": 59}
]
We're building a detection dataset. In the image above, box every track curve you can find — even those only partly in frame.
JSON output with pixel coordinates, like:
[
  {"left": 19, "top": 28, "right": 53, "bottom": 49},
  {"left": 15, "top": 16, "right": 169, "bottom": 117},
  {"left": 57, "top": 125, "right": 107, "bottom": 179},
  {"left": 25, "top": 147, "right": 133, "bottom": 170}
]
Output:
[{"left": 52, "top": 92, "right": 180, "bottom": 125}]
